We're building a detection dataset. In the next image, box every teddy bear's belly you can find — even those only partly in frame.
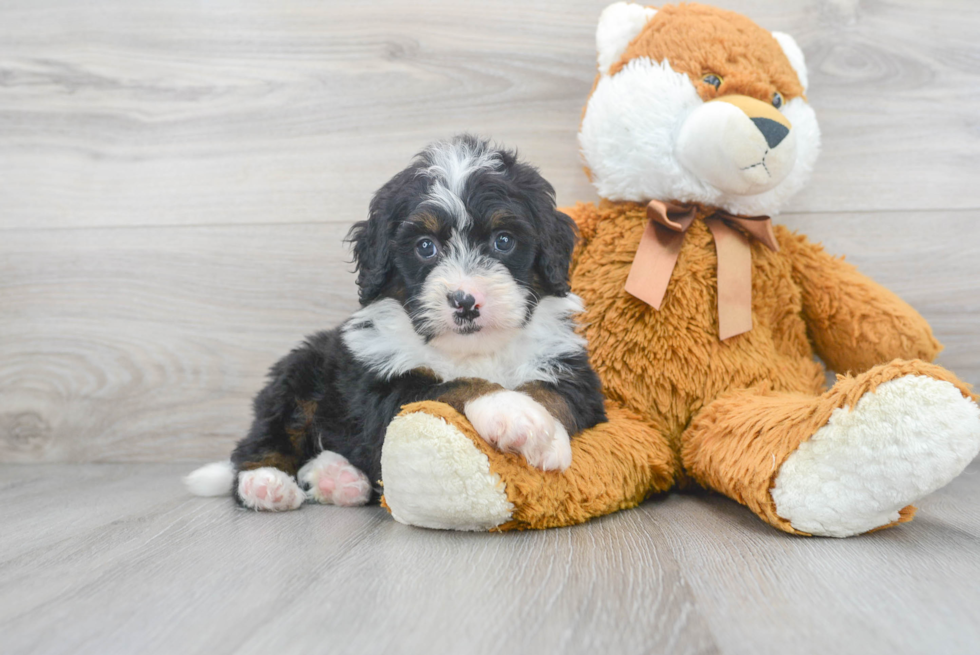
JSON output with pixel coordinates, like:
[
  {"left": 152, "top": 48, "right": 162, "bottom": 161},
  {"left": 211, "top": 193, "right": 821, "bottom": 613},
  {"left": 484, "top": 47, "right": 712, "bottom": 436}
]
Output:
[{"left": 572, "top": 218, "right": 825, "bottom": 451}]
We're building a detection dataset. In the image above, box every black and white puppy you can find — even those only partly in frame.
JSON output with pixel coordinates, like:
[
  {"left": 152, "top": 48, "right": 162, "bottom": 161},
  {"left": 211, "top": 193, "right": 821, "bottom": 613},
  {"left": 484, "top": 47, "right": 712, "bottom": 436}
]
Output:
[{"left": 185, "top": 135, "right": 606, "bottom": 511}]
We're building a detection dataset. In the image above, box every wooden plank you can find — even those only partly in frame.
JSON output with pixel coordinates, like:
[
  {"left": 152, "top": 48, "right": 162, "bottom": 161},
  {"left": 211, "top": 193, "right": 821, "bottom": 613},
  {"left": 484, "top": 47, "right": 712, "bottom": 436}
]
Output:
[
  {"left": 0, "top": 463, "right": 717, "bottom": 655},
  {"left": 0, "top": 223, "right": 360, "bottom": 463},
  {"left": 1, "top": 0, "right": 979, "bottom": 232},
  {"left": 647, "top": 461, "right": 980, "bottom": 655},
  {"left": 3, "top": 462, "right": 979, "bottom": 655},
  {"left": 1, "top": 210, "right": 977, "bottom": 463}
]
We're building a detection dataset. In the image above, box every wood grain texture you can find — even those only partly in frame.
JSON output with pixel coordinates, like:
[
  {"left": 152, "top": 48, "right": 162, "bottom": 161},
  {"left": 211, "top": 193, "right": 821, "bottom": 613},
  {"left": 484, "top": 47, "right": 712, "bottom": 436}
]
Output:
[
  {"left": 2, "top": 0, "right": 979, "bottom": 463},
  {"left": 2, "top": 461, "right": 979, "bottom": 655},
  {"left": 647, "top": 461, "right": 980, "bottom": 655},
  {"left": 0, "top": 223, "right": 360, "bottom": 462},
  {"left": 0, "top": 463, "right": 719, "bottom": 655},
  {"left": 2, "top": 0, "right": 980, "bottom": 231},
  {"left": 2, "top": 210, "right": 976, "bottom": 463}
]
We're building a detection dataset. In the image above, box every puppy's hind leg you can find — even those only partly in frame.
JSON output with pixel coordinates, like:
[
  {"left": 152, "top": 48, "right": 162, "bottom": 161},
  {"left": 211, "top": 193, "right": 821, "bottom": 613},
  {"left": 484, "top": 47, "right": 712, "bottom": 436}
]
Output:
[
  {"left": 233, "top": 418, "right": 309, "bottom": 512},
  {"left": 298, "top": 451, "right": 373, "bottom": 507},
  {"left": 231, "top": 343, "right": 327, "bottom": 511},
  {"left": 238, "top": 467, "right": 306, "bottom": 511}
]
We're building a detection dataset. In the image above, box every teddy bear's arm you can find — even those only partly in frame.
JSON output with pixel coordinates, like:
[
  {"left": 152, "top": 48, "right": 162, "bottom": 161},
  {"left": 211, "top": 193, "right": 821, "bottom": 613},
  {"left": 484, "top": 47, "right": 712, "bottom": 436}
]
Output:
[
  {"left": 559, "top": 202, "right": 601, "bottom": 275},
  {"left": 777, "top": 226, "right": 941, "bottom": 374}
]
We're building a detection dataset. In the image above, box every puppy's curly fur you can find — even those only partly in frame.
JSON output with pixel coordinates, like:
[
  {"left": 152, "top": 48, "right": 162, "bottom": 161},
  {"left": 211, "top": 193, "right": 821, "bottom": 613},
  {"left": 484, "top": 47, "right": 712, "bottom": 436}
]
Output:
[{"left": 185, "top": 136, "right": 606, "bottom": 511}]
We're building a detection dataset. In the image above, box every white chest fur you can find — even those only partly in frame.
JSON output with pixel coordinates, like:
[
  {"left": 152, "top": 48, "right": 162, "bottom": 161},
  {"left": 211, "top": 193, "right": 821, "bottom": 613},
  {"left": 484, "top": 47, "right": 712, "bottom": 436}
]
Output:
[{"left": 341, "top": 296, "right": 587, "bottom": 389}]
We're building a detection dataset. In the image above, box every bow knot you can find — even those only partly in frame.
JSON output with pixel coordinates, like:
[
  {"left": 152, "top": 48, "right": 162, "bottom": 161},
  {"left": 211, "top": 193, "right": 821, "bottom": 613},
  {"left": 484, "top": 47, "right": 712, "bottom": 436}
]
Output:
[{"left": 624, "top": 200, "right": 779, "bottom": 340}]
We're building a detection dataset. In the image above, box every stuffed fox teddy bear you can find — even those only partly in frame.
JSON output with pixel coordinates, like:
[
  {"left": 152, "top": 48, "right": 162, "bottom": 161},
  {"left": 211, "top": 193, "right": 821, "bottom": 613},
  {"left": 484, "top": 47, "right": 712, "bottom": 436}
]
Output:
[{"left": 379, "top": 2, "right": 980, "bottom": 537}]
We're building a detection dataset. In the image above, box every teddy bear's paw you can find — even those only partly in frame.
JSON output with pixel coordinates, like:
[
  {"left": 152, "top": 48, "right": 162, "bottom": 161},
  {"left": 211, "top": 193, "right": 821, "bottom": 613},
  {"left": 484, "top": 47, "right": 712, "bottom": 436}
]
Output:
[
  {"left": 237, "top": 467, "right": 306, "bottom": 511},
  {"left": 381, "top": 409, "right": 514, "bottom": 531},
  {"left": 771, "top": 375, "right": 980, "bottom": 537},
  {"left": 465, "top": 391, "right": 571, "bottom": 471},
  {"left": 297, "top": 451, "right": 372, "bottom": 507}
]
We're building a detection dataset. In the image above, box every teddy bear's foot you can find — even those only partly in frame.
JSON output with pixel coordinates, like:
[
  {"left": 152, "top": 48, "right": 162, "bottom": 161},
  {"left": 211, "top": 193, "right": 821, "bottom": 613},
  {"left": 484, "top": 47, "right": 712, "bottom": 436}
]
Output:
[
  {"left": 771, "top": 374, "right": 980, "bottom": 537},
  {"left": 683, "top": 360, "right": 980, "bottom": 537},
  {"left": 381, "top": 400, "right": 677, "bottom": 531},
  {"left": 381, "top": 406, "right": 515, "bottom": 530}
]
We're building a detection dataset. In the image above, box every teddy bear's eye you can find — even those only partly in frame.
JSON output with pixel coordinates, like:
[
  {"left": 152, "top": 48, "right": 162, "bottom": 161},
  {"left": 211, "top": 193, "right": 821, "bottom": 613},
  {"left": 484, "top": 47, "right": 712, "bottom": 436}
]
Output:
[
  {"left": 772, "top": 91, "right": 784, "bottom": 109},
  {"left": 702, "top": 74, "right": 722, "bottom": 90}
]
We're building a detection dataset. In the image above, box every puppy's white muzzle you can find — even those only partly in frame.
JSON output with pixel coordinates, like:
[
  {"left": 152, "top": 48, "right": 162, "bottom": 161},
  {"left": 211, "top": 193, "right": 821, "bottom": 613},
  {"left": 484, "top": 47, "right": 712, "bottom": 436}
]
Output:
[
  {"left": 419, "top": 250, "right": 528, "bottom": 342},
  {"left": 676, "top": 95, "right": 796, "bottom": 197}
]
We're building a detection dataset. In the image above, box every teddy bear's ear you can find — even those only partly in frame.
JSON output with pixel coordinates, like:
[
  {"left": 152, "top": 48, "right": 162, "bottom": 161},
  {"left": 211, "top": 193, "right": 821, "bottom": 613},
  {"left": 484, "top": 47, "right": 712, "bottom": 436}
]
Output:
[
  {"left": 596, "top": 2, "right": 657, "bottom": 76},
  {"left": 771, "top": 31, "right": 809, "bottom": 93}
]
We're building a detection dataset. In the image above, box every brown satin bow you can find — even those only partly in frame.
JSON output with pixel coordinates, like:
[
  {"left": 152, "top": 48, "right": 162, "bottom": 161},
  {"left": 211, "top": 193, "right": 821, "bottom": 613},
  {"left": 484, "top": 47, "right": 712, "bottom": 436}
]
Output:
[{"left": 624, "top": 200, "right": 779, "bottom": 341}]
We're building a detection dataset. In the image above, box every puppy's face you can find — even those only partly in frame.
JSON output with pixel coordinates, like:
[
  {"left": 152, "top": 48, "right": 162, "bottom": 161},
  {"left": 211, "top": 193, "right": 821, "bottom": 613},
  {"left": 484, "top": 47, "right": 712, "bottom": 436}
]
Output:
[{"left": 349, "top": 136, "right": 576, "bottom": 352}]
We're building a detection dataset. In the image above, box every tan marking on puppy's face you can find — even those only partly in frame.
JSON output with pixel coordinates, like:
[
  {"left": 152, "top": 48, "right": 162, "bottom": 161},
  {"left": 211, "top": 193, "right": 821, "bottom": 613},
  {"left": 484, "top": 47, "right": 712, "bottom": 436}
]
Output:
[
  {"left": 489, "top": 210, "right": 514, "bottom": 232},
  {"left": 609, "top": 4, "right": 804, "bottom": 105},
  {"left": 411, "top": 212, "right": 441, "bottom": 235}
]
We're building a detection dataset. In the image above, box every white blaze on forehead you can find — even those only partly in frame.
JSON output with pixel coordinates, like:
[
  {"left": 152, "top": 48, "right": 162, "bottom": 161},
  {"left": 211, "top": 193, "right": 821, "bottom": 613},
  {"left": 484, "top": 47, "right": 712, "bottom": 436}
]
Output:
[{"left": 420, "top": 138, "right": 502, "bottom": 229}]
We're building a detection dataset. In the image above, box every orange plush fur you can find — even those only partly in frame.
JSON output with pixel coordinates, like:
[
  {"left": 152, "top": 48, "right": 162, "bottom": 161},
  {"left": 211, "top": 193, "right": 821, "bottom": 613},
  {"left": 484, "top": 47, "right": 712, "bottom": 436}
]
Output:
[
  {"left": 612, "top": 5, "right": 804, "bottom": 100},
  {"left": 382, "top": 3, "right": 980, "bottom": 536}
]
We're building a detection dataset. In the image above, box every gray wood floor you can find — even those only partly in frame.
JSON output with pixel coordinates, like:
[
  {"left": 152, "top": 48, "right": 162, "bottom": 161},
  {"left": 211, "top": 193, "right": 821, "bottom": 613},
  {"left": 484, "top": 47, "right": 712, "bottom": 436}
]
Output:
[
  {"left": 2, "top": 461, "right": 979, "bottom": 655},
  {"left": 2, "top": 1, "right": 980, "bottom": 653}
]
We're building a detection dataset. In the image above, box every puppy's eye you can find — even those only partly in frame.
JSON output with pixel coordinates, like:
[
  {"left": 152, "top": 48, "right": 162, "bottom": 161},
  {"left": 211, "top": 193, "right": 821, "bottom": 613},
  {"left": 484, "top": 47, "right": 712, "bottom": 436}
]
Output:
[
  {"left": 415, "top": 237, "right": 439, "bottom": 261},
  {"left": 493, "top": 232, "right": 516, "bottom": 254},
  {"left": 702, "top": 73, "right": 722, "bottom": 90},
  {"left": 772, "top": 91, "right": 784, "bottom": 109}
]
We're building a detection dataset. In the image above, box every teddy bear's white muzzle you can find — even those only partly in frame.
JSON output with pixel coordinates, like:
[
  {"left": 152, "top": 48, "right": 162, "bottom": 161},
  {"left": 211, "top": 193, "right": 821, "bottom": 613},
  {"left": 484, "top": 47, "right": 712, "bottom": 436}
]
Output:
[{"left": 676, "top": 97, "right": 797, "bottom": 197}]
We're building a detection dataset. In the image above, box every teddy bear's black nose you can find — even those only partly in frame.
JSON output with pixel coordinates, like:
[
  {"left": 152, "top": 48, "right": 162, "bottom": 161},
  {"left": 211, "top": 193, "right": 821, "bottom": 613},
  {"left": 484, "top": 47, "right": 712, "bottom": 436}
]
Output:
[{"left": 751, "top": 117, "right": 790, "bottom": 149}]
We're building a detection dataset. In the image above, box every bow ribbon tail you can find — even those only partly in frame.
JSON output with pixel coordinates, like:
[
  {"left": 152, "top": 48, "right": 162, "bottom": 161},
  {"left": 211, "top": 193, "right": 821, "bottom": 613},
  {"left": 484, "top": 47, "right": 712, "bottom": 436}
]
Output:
[
  {"left": 706, "top": 218, "right": 754, "bottom": 340},
  {"left": 625, "top": 205, "right": 690, "bottom": 309}
]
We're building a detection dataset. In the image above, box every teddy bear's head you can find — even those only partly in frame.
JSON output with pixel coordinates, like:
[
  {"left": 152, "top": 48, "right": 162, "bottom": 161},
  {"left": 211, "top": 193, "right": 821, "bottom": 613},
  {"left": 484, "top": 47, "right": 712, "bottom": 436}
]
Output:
[{"left": 579, "top": 2, "right": 819, "bottom": 216}]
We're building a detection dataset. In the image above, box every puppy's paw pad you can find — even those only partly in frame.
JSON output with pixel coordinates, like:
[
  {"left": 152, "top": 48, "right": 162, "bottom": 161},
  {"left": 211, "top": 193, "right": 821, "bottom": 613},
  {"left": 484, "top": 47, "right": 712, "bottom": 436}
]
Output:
[
  {"left": 238, "top": 468, "right": 305, "bottom": 511},
  {"left": 465, "top": 391, "right": 572, "bottom": 471},
  {"left": 298, "top": 451, "right": 372, "bottom": 507}
]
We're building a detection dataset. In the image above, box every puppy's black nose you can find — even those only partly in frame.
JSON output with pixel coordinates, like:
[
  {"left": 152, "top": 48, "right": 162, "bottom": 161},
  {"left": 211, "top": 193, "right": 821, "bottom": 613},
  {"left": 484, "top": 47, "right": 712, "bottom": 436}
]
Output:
[{"left": 448, "top": 291, "right": 479, "bottom": 319}]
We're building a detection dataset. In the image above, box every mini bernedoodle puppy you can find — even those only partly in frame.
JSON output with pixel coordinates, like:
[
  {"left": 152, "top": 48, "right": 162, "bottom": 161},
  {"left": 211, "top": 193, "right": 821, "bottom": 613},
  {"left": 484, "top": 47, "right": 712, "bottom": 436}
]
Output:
[{"left": 185, "top": 135, "right": 606, "bottom": 511}]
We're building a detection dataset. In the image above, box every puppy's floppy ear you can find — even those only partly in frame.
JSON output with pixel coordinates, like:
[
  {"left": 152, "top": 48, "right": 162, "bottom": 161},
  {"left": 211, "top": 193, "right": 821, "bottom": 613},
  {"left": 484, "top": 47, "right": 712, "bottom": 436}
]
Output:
[
  {"left": 347, "top": 217, "right": 389, "bottom": 306},
  {"left": 535, "top": 209, "right": 577, "bottom": 296},
  {"left": 506, "top": 156, "right": 577, "bottom": 296},
  {"left": 347, "top": 167, "right": 415, "bottom": 305}
]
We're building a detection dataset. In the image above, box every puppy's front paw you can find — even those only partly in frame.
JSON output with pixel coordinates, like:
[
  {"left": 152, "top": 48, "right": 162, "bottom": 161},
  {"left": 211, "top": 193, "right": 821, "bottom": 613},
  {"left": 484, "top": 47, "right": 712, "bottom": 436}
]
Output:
[
  {"left": 237, "top": 467, "right": 305, "bottom": 511},
  {"left": 465, "top": 391, "right": 572, "bottom": 471}
]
